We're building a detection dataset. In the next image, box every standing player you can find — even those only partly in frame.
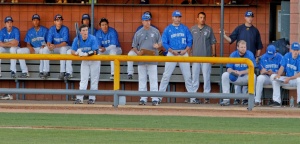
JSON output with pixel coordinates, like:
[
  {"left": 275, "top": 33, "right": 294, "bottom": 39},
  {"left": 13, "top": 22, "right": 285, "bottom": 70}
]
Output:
[
  {"left": 220, "top": 40, "right": 256, "bottom": 106},
  {"left": 71, "top": 24, "right": 99, "bottom": 104},
  {"left": 47, "top": 14, "right": 72, "bottom": 80},
  {"left": 223, "top": 10, "right": 263, "bottom": 61},
  {"left": 270, "top": 42, "right": 300, "bottom": 108},
  {"left": 0, "top": 16, "right": 21, "bottom": 78},
  {"left": 95, "top": 18, "right": 122, "bottom": 80},
  {"left": 127, "top": 11, "right": 162, "bottom": 79},
  {"left": 159, "top": 10, "right": 193, "bottom": 100},
  {"left": 19, "top": 14, "right": 49, "bottom": 79},
  {"left": 255, "top": 45, "right": 282, "bottom": 106},
  {"left": 190, "top": 12, "right": 217, "bottom": 104},
  {"left": 132, "top": 13, "right": 162, "bottom": 106},
  {"left": 81, "top": 14, "right": 97, "bottom": 35}
]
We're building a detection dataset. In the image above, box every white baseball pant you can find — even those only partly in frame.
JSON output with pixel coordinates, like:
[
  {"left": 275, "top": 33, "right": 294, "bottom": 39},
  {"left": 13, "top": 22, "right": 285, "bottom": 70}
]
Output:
[
  {"left": 271, "top": 74, "right": 300, "bottom": 103},
  {"left": 159, "top": 52, "right": 193, "bottom": 93},
  {"left": 0, "top": 46, "right": 20, "bottom": 73},
  {"left": 138, "top": 64, "right": 159, "bottom": 102},
  {"left": 52, "top": 46, "right": 72, "bottom": 73},
  {"left": 190, "top": 63, "right": 211, "bottom": 102},
  {"left": 17, "top": 47, "right": 50, "bottom": 73},
  {"left": 99, "top": 46, "right": 122, "bottom": 75},
  {"left": 76, "top": 60, "right": 100, "bottom": 101},
  {"left": 222, "top": 72, "right": 256, "bottom": 101},
  {"left": 255, "top": 75, "right": 272, "bottom": 103},
  {"left": 127, "top": 49, "right": 136, "bottom": 75}
]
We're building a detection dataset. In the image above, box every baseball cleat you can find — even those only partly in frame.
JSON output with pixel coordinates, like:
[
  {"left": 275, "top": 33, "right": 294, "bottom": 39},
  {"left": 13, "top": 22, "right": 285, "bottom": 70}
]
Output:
[
  {"left": 158, "top": 98, "right": 162, "bottom": 104},
  {"left": 272, "top": 101, "right": 281, "bottom": 107},
  {"left": 128, "top": 74, "right": 133, "bottom": 79},
  {"left": 190, "top": 99, "right": 201, "bottom": 104},
  {"left": 0, "top": 94, "right": 13, "bottom": 100},
  {"left": 139, "top": 100, "right": 146, "bottom": 105},
  {"left": 204, "top": 98, "right": 210, "bottom": 104},
  {"left": 233, "top": 99, "right": 240, "bottom": 105},
  {"left": 64, "top": 73, "right": 72, "bottom": 80},
  {"left": 11, "top": 71, "right": 16, "bottom": 78},
  {"left": 220, "top": 100, "right": 230, "bottom": 106},
  {"left": 110, "top": 75, "right": 114, "bottom": 80},
  {"left": 152, "top": 100, "right": 159, "bottom": 106},
  {"left": 74, "top": 99, "right": 83, "bottom": 104},
  {"left": 242, "top": 99, "right": 248, "bottom": 105},
  {"left": 254, "top": 102, "right": 261, "bottom": 107},
  {"left": 58, "top": 72, "right": 65, "bottom": 80},
  {"left": 87, "top": 99, "right": 95, "bottom": 104},
  {"left": 297, "top": 102, "right": 300, "bottom": 108},
  {"left": 19, "top": 72, "right": 30, "bottom": 78}
]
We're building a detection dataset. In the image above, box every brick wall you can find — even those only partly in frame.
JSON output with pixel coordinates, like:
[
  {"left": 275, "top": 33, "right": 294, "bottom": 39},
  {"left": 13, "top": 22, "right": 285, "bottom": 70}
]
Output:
[{"left": 0, "top": 0, "right": 272, "bottom": 102}]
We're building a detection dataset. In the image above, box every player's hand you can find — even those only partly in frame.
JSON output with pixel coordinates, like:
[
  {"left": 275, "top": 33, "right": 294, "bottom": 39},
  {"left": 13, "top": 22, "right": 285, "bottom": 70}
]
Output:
[
  {"left": 267, "top": 70, "right": 273, "bottom": 75},
  {"left": 153, "top": 43, "right": 159, "bottom": 49},
  {"left": 179, "top": 50, "right": 187, "bottom": 55},
  {"left": 255, "top": 57, "right": 260, "bottom": 63},
  {"left": 219, "top": 29, "right": 227, "bottom": 35},
  {"left": 171, "top": 50, "right": 178, "bottom": 56},
  {"left": 29, "top": 48, "right": 35, "bottom": 54},
  {"left": 274, "top": 75, "right": 280, "bottom": 80},
  {"left": 100, "top": 47, "right": 106, "bottom": 53},
  {"left": 235, "top": 70, "right": 241, "bottom": 76},
  {"left": 284, "top": 77, "right": 290, "bottom": 84},
  {"left": 49, "top": 44, "right": 55, "bottom": 50},
  {"left": 137, "top": 50, "right": 144, "bottom": 56}
]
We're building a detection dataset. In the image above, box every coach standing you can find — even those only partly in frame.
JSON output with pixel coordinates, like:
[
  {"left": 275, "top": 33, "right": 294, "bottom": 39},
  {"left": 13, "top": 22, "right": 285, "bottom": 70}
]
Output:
[
  {"left": 223, "top": 10, "right": 263, "bottom": 61},
  {"left": 190, "top": 12, "right": 217, "bottom": 104},
  {"left": 159, "top": 10, "right": 193, "bottom": 98}
]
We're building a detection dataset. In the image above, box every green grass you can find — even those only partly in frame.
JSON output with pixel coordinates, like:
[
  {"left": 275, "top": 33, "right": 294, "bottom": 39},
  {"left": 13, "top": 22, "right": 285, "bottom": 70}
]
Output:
[{"left": 0, "top": 113, "right": 299, "bottom": 144}]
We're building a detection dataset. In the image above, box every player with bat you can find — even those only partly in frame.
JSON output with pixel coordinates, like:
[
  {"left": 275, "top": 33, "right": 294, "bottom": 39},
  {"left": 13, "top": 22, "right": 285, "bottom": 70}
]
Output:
[{"left": 71, "top": 24, "right": 99, "bottom": 104}]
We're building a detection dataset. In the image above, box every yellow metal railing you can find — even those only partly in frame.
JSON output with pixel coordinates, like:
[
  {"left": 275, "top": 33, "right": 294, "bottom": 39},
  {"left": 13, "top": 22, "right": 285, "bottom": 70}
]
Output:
[{"left": 0, "top": 54, "right": 255, "bottom": 94}]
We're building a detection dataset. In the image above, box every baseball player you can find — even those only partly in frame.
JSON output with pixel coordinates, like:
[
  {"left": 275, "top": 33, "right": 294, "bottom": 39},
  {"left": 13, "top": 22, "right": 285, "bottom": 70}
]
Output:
[
  {"left": 95, "top": 17, "right": 122, "bottom": 80},
  {"left": 270, "top": 42, "right": 300, "bottom": 108},
  {"left": 47, "top": 14, "right": 73, "bottom": 80},
  {"left": 127, "top": 11, "right": 162, "bottom": 79},
  {"left": 0, "top": 16, "right": 21, "bottom": 78},
  {"left": 81, "top": 14, "right": 97, "bottom": 35},
  {"left": 223, "top": 10, "right": 263, "bottom": 62},
  {"left": 71, "top": 24, "right": 99, "bottom": 104},
  {"left": 132, "top": 13, "right": 162, "bottom": 106},
  {"left": 159, "top": 10, "right": 193, "bottom": 99},
  {"left": 220, "top": 40, "right": 256, "bottom": 106},
  {"left": 255, "top": 45, "right": 282, "bottom": 106},
  {"left": 190, "top": 12, "right": 217, "bottom": 104},
  {"left": 20, "top": 14, "right": 49, "bottom": 79}
]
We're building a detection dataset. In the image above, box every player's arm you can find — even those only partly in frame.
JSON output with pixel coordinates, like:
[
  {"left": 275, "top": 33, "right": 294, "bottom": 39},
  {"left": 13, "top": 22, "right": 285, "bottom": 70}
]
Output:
[
  {"left": 227, "top": 68, "right": 236, "bottom": 73},
  {"left": 53, "top": 41, "right": 67, "bottom": 49},
  {"left": 26, "top": 43, "right": 35, "bottom": 54},
  {"left": 211, "top": 44, "right": 216, "bottom": 56},
  {"left": 182, "top": 27, "right": 193, "bottom": 54},
  {"left": 1, "top": 39, "right": 19, "bottom": 47},
  {"left": 71, "top": 38, "right": 79, "bottom": 56},
  {"left": 210, "top": 28, "right": 217, "bottom": 56}
]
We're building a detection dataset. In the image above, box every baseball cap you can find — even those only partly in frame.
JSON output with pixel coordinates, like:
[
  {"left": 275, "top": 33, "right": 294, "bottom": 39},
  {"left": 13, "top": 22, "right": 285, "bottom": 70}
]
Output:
[
  {"left": 229, "top": 73, "right": 238, "bottom": 82},
  {"left": 32, "top": 14, "right": 40, "bottom": 20},
  {"left": 4, "top": 16, "right": 13, "bottom": 23},
  {"left": 142, "top": 14, "right": 151, "bottom": 21},
  {"left": 265, "top": 45, "right": 276, "bottom": 59},
  {"left": 82, "top": 14, "right": 90, "bottom": 20},
  {"left": 291, "top": 42, "right": 300, "bottom": 50},
  {"left": 245, "top": 10, "right": 254, "bottom": 17},
  {"left": 172, "top": 10, "right": 182, "bottom": 17},
  {"left": 143, "top": 11, "right": 152, "bottom": 18},
  {"left": 54, "top": 14, "right": 64, "bottom": 20}
]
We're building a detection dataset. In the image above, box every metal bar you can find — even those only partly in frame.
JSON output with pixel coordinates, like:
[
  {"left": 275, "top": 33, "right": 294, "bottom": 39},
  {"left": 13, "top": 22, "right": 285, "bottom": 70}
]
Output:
[
  {"left": 91, "top": 0, "right": 94, "bottom": 35},
  {"left": 114, "top": 59, "right": 120, "bottom": 90},
  {"left": 220, "top": 0, "right": 224, "bottom": 94},
  {"left": 16, "top": 80, "right": 19, "bottom": 100},
  {"left": 22, "top": 81, "right": 25, "bottom": 100},
  {"left": 113, "top": 93, "right": 118, "bottom": 108}
]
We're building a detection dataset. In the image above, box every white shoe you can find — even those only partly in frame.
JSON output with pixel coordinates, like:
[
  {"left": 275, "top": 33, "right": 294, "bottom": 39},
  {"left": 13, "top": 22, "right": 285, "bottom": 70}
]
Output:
[{"left": 0, "top": 94, "right": 13, "bottom": 100}]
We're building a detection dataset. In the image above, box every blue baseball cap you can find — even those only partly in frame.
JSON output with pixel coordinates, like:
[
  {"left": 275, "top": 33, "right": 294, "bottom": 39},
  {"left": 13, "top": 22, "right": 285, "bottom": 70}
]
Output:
[
  {"left": 245, "top": 10, "right": 254, "bottom": 17},
  {"left": 4, "top": 16, "right": 13, "bottom": 23},
  {"left": 291, "top": 42, "right": 300, "bottom": 50},
  {"left": 54, "top": 14, "right": 63, "bottom": 20},
  {"left": 172, "top": 10, "right": 182, "bottom": 17},
  {"left": 265, "top": 45, "right": 276, "bottom": 59},
  {"left": 229, "top": 73, "right": 238, "bottom": 82},
  {"left": 82, "top": 14, "right": 90, "bottom": 20},
  {"left": 142, "top": 14, "right": 151, "bottom": 21},
  {"left": 32, "top": 14, "right": 40, "bottom": 20}
]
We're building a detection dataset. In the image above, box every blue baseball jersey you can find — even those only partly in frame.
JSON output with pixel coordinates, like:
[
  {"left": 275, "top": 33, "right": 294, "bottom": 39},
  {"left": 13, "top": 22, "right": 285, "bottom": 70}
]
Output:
[
  {"left": 136, "top": 24, "right": 158, "bottom": 32},
  {"left": 259, "top": 53, "right": 283, "bottom": 72},
  {"left": 88, "top": 27, "right": 97, "bottom": 35},
  {"left": 280, "top": 52, "right": 300, "bottom": 77},
  {"left": 226, "top": 50, "right": 256, "bottom": 71},
  {"left": 162, "top": 23, "right": 193, "bottom": 51},
  {"left": 95, "top": 27, "right": 120, "bottom": 48},
  {"left": 72, "top": 34, "right": 98, "bottom": 53},
  {"left": 229, "top": 24, "right": 263, "bottom": 56},
  {"left": 24, "top": 26, "right": 48, "bottom": 48},
  {"left": 0, "top": 26, "right": 20, "bottom": 46},
  {"left": 47, "top": 25, "right": 70, "bottom": 45}
]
